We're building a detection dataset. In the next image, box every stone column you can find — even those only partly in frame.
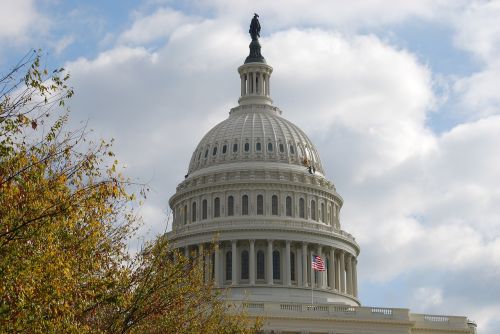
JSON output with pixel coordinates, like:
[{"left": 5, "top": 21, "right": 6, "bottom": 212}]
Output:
[
  {"left": 339, "top": 250, "right": 345, "bottom": 293},
  {"left": 310, "top": 246, "right": 315, "bottom": 288},
  {"left": 214, "top": 243, "right": 221, "bottom": 287},
  {"left": 267, "top": 72, "right": 270, "bottom": 95},
  {"left": 302, "top": 242, "right": 308, "bottom": 287},
  {"left": 231, "top": 240, "right": 237, "bottom": 285},
  {"left": 328, "top": 247, "right": 335, "bottom": 290},
  {"left": 346, "top": 254, "right": 353, "bottom": 295},
  {"left": 240, "top": 74, "right": 245, "bottom": 96},
  {"left": 285, "top": 240, "right": 291, "bottom": 286},
  {"left": 249, "top": 239, "right": 255, "bottom": 285},
  {"left": 335, "top": 252, "right": 340, "bottom": 290},
  {"left": 353, "top": 257, "right": 358, "bottom": 297},
  {"left": 318, "top": 245, "right": 325, "bottom": 289},
  {"left": 267, "top": 240, "right": 273, "bottom": 285},
  {"left": 253, "top": 72, "right": 257, "bottom": 94}
]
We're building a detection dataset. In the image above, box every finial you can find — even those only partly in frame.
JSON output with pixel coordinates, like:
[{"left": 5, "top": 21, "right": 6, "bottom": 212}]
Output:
[{"left": 245, "top": 13, "right": 265, "bottom": 64}]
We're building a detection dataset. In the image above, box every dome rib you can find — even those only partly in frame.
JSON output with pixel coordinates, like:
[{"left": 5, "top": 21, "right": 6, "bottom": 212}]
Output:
[{"left": 188, "top": 106, "right": 325, "bottom": 175}]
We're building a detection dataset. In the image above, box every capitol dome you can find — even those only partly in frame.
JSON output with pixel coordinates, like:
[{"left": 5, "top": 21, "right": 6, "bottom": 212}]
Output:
[
  {"left": 188, "top": 105, "right": 324, "bottom": 176},
  {"left": 168, "top": 18, "right": 359, "bottom": 308}
]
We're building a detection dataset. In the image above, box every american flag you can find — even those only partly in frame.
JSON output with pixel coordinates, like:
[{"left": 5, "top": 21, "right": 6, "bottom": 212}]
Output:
[{"left": 311, "top": 255, "right": 325, "bottom": 271}]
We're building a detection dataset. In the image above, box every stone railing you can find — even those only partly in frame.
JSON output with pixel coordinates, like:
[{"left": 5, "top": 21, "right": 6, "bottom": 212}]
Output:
[
  {"left": 411, "top": 313, "right": 470, "bottom": 328},
  {"left": 170, "top": 219, "right": 356, "bottom": 243},
  {"left": 235, "top": 301, "right": 410, "bottom": 321}
]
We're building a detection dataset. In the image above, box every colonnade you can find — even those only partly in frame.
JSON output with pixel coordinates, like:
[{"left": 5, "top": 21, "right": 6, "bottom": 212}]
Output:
[
  {"left": 240, "top": 71, "right": 271, "bottom": 97},
  {"left": 181, "top": 239, "right": 358, "bottom": 298}
]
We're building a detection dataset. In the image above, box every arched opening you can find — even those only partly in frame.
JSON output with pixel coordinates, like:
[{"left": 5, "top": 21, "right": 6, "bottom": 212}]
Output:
[
  {"left": 311, "top": 200, "right": 316, "bottom": 221},
  {"left": 241, "top": 250, "right": 249, "bottom": 280},
  {"left": 225, "top": 251, "right": 232, "bottom": 281},
  {"left": 291, "top": 252, "right": 296, "bottom": 281},
  {"left": 271, "top": 195, "right": 278, "bottom": 215},
  {"left": 273, "top": 250, "right": 281, "bottom": 280},
  {"left": 242, "top": 195, "right": 249, "bottom": 215},
  {"left": 183, "top": 205, "right": 187, "bottom": 225},
  {"left": 227, "top": 196, "right": 234, "bottom": 216},
  {"left": 192, "top": 202, "right": 197, "bottom": 222},
  {"left": 257, "top": 195, "right": 263, "bottom": 215},
  {"left": 286, "top": 196, "right": 292, "bottom": 217},
  {"left": 299, "top": 198, "right": 305, "bottom": 218},
  {"left": 257, "top": 250, "right": 265, "bottom": 280},
  {"left": 202, "top": 199, "right": 207, "bottom": 219},
  {"left": 214, "top": 197, "right": 220, "bottom": 218}
]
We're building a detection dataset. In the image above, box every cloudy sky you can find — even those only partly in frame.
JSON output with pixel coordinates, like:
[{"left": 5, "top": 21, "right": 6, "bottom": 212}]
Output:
[{"left": 2, "top": 0, "right": 499, "bottom": 332}]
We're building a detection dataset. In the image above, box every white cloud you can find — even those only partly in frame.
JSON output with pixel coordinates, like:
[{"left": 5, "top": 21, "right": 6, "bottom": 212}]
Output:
[
  {"left": 53, "top": 35, "right": 75, "bottom": 55},
  {"left": 412, "top": 287, "right": 443, "bottom": 309},
  {"left": 451, "top": 1, "right": 500, "bottom": 63},
  {"left": 119, "top": 8, "right": 198, "bottom": 45},
  {"left": 0, "top": 0, "right": 38, "bottom": 40}
]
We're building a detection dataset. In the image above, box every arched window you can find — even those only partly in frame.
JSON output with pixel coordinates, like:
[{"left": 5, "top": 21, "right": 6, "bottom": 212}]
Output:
[
  {"left": 286, "top": 196, "right": 292, "bottom": 217},
  {"left": 241, "top": 250, "right": 249, "bottom": 280},
  {"left": 273, "top": 250, "right": 281, "bottom": 280},
  {"left": 244, "top": 143, "right": 250, "bottom": 152},
  {"left": 279, "top": 143, "right": 284, "bottom": 153},
  {"left": 256, "top": 142, "right": 261, "bottom": 151},
  {"left": 233, "top": 143, "right": 238, "bottom": 152},
  {"left": 202, "top": 199, "right": 207, "bottom": 219},
  {"left": 290, "top": 145, "right": 295, "bottom": 154},
  {"left": 214, "top": 197, "right": 220, "bottom": 218},
  {"left": 321, "top": 202, "right": 325, "bottom": 222},
  {"left": 299, "top": 198, "right": 305, "bottom": 218},
  {"left": 226, "top": 251, "right": 232, "bottom": 281},
  {"left": 204, "top": 149, "right": 208, "bottom": 158},
  {"left": 222, "top": 144, "right": 227, "bottom": 154},
  {"left": 242, "top": 195, "right": 249, "bottom": 215},
  {"left": 268, "top": 142, "right": 273, "bottom": 152},
  {"left": 271, "top": 195, "right": 278, "bottom": 215},
  {"left": 183, "top": 205, "right": 187, "bottom": 225},
  {"left": 227, "top": 196, "right": 234, "bottom": 216},
  {"left": 257, "top": 195, "right": 264, "bottom": 215},
  {"left": 290, "top": 252, "right": 296, "bottom": 281},
  {"left": 257, "top": 250, "right": 265, "bottom": 280},
  {"left": 311, "top": 200, "right": 316, "bottom": 221},
  {"left": 212, "top": 146, "right": 217, "bottom": 156},
  {"left": 192, "top": 202, "right": 197, "bottom": 222}
]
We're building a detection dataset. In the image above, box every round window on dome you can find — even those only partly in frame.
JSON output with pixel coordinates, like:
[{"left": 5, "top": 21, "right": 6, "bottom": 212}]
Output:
[
  {"left": 256, "top": 142, "right": 261, "bottom": 151},
  {"left": 222, "top": 144, "right": 227, "bottom": 154},
  {"left": 268, "top": 143, "right": 273, "bottom": 152}
]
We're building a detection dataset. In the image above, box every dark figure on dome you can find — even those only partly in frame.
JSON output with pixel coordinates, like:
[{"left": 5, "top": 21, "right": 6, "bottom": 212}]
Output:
[{"left": 249, "top": 13, "right": 261, "bottom": 40}]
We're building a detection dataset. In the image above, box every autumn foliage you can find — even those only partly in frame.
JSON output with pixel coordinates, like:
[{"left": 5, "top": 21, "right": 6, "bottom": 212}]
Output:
[{"left": 0, "top": 51, "right": 259, "bottom": 333}]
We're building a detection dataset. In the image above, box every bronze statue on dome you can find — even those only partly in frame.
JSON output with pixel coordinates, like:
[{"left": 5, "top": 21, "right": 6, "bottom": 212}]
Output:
[{"left": 249, "top": 13, "right": 261, "bottom": 40}]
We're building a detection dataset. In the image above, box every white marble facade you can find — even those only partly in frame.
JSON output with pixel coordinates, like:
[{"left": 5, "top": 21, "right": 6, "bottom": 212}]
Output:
[{"left": 166, "top": 39, "right": 477, "bottom": 334}]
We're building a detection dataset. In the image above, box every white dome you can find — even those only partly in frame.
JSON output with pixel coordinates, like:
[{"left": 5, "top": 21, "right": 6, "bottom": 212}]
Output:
[{"left": 188, "top": 104, "right": 324, "bottom": 176}]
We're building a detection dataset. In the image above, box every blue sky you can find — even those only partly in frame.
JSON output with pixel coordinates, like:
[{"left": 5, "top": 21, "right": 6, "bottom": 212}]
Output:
[{"left": 2, "top": 1, "right": 500, "bottom": 332}]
